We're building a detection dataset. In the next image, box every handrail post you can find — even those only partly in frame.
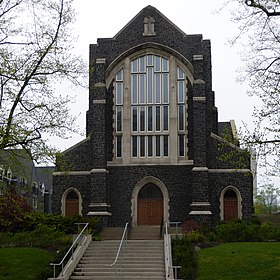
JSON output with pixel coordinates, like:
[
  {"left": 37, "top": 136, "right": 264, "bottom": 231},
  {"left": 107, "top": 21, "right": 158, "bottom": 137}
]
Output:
[{"left": 50, "top": 222, "right": 89, "bottom": 278}]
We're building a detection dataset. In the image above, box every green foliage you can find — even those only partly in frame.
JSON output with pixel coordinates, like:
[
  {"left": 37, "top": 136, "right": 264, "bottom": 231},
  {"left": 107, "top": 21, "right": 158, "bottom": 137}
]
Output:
[
  {"left": 0, "top": 189, "right": 32, "bottom": 232},
  {"left": 24, "top": 212, "right": 100, "bottom": 234},
  {"left": 0, "top": 224, "right": 72, "bottom": 248},
  {"left": 254, "top": 184, "right": 280, "bottom": 214},
  {"left": 215, "top": 219, "right": 280, "bottom": 242},
  {"left": 172, "top": 236, "right": 198, "bottom": 280}
]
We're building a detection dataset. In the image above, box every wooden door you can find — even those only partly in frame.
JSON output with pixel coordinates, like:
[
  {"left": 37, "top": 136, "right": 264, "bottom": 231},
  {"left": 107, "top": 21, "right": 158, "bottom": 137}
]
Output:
[
  {"left": 224, "top": 197, "right": 238, "bottom": 222},
  {"left": 65, "top": 191, "right": 79, "bottom": 216},
  {"left": 66, "top": 199, "right": 79, "bottom": 216},
  {"left": 138, "top": 199, "right": 163, "bottom": 225}
]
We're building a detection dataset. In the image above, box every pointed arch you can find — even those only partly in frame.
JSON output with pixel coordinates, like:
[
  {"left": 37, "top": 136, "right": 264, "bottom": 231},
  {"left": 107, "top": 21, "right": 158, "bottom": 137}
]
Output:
[
  {"left": 131, "top": 176, "right": 169, "bottom": 226},
  {"left": 220, "top": 186, "right": 242, "bottom": 221},
  {"left": 61, "top": 188, "right": 82, "bottom": 216}
]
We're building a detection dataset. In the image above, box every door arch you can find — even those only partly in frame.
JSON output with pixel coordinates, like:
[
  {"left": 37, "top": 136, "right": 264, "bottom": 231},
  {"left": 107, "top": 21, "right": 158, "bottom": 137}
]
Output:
[
  {"left": 220, "top": 186, "right": 242, "bottom": 221},
  {"left": 131, "top": 176, "right": 169, "bottom": 227},
  {"left": 62, "top": 188, "right": 82, "bottom": 216},
  {"left": 137, "top": 183, "right": 163, "bottom": 225}
]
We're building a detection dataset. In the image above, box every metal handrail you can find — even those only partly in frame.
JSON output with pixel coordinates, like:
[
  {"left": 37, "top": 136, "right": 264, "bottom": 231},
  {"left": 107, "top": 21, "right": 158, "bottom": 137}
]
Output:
[
  {"left": 50, "top": 222, "right": 89, "bottom": 278},
  {"left": 108, "top": 222, "right": 129, "bottom": 267},
  {"left": 164, "top": 222, "right": 181, "bottom": 280}
]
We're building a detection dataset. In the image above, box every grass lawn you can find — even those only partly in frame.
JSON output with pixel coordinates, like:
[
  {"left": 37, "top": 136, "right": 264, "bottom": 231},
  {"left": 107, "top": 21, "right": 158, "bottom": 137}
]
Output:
[
  {"left": 0, "top": 247, "right": 53, "bottom": 280},
  {"left": 198, "top": 242, "right": 280, "bottom": 280}
]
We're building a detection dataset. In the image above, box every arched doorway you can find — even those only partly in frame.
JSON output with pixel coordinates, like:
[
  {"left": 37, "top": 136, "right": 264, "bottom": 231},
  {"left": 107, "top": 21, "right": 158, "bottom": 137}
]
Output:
[
  {"left": 223, "top": 189, "right": 238, "bottom": 222},
  {"left": 65, "top": 190, "right": 79, "bottom": 217},
  {"left": 137, "top": 183, "right": 163, "bottom": 225}
]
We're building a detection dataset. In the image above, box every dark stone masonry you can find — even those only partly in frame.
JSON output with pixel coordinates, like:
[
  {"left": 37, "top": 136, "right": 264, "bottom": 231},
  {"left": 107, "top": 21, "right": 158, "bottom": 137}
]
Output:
[{"left": 52, "top": 6, "right": 254, "bottom": 227}]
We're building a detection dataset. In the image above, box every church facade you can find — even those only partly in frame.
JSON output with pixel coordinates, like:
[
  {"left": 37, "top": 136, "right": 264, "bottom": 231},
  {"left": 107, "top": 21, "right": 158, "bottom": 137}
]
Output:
[{"left": 52, "top": 6, "right": 254, "bottom": 227}]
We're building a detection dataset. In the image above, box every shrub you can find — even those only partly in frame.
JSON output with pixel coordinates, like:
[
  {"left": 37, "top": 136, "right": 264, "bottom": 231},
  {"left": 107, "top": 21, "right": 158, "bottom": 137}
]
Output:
[
  {"left": 172, "top": 235, "right": 198, "bottom": 280},
  {"left": 0, "top": 189, "right": 31, "bottom": 232}
]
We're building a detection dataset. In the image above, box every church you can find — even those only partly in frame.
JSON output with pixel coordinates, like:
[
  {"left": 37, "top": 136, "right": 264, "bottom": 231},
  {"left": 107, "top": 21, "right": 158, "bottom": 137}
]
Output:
[{"left": 52, "top": 6, "right": 254, "bottom": 227}]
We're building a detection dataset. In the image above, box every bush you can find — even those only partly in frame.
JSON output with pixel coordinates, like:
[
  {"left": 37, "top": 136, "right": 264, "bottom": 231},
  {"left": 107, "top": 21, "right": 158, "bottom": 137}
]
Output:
[
  {"left": 0, "top": 224, "right": 72, "bottom": 248},
  {"left": 172, "top": 235, "right": 198, "bottom": 280},
  {"left": 24, "top": 212, "right": 101, "bottom": 235},
  {"left": 0, "top": 189, "right": 31, "bottom": 232}
]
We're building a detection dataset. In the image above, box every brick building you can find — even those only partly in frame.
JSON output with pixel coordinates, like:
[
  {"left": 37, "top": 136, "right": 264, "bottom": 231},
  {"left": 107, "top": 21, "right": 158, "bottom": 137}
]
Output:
[{"left": 52, "top": 6, "right": 253, "bottom": 226}]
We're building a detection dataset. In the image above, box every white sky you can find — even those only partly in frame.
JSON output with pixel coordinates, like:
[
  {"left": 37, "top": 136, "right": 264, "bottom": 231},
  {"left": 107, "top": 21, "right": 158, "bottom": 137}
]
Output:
[{"left": 56, "top": 0, "right": 265, "bottom": 180}]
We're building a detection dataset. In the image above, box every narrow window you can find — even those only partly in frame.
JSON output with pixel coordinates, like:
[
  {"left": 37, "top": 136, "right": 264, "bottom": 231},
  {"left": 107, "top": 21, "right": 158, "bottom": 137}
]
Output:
[
  {"left": 140, "top": 136, "right": 145, "bottom": 157},
  {"left": 178, "top": 105, "right": 184, "bottom": 131},
  {"left": 132, "top": 136, "right": 138, "bottom": 157},
  {"left": 139, "top": 74, "right": 146, "bottom": 104},
  {"left": 140, "top": 106, "right": 146, "bottom": 132},
  {"left": 116, "top": 107, "right": 122, "bottom": 132},
  {"left": 116, "top": 136, "right": 122, "bottom": 157},
  {"left": 148, "top": 106, "right": 153, "bottom": 131},
  {"left": 163, "top": 135, "right": 169, "bottom": 157},
  {"left": 155, "top": 136, "right": 161, "bottom": 157},
  {"left": 148, "top": 135, "right": 153, "bottom": 157},
  {"left": 155, "top": 106, "right": 161, "bottom": 131},
  {"left": 131, "top": 74, "right": 138, "bottom": 104},
  {"left": 163, "top": 106, "right": 169, "bottom": 131},
  {"left": 179, "top": 134, "right": 185, "bottom": 157},
  {"left": 132, "top": 106, "right": 138, "bottom": 131}
]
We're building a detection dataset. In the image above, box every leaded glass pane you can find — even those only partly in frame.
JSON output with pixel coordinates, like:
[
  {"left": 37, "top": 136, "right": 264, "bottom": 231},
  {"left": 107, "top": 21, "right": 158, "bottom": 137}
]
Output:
[
  {"left": 131, "top": 59, "right": 138, "bottom": 73},
  {"left": 116, "top": 69, "right": 123, "bottom": 81},
  {"left": 147, "top": 55, "right": 153, "bottom": 66},
  {"left": 139, "top": 56, "right": 146, "bottom": 73},
  {"left": 162, "top": 73, "right": 169, "bottom": 103},
  {"left": 179, "top": 134, "right": 185, "bottom": 157},
  {"left": 177, "top": 67, "right": 185, "bottom": 79},
  {"left": 140, "top": 136, "right": 145, "bottom": 157},
  {"left": 140, "top": 106, "right": 145, "bottom": 132},
  {"left": 162, "top": 58, "right": 169, "bottom": 72},
  {"left": 163, "top": 135, "right": 168, "bottom": 156},
  {"left": 178, "top": 105, "right": 184, "bottom": 131},
  {"left": 163, "top": 106, "right": 169, "bottom": 131},
  {"left": 132, "top": 106, "right": 138, "bottom": 131},
  {"left": 178, "top": 80, "right": 185, "bottom": 103},
  {"left": 148, "top": 106, "right": 153, "bottom": 131},
  {"left": 139, "top": 74, "right": 146, "bottom": 104},
  {"left": 116, "top": 82, "right": 123, "bottom": 105},
  {"left": 147, "top": 67, "right": 153, "bottom": 103},
  {"left": 156, "top": 136, "right": 160, "bottom": 157},
  {"left": 148, "top": 136, "right": 153, "bottom": 157},
  {"left": 132, "top": 136, "right": 138, "bottom": 157},
  {"left": 131, "top": 74, "right": 138, "bottom": 104},
  {"left": 116, "top": 106, "right": 122, "bottom": 132},
  {"left": 155, "top": 106, "right": 161, "bottom": 131},
  {"left": 154, "top": 56, "right": 161, "bottom": 72},
  {"left": 155, "top": 73, "right": 161, "bottom": 103},
  {"left": 116, "top": 136, "right": 122, "bottom": 157}
]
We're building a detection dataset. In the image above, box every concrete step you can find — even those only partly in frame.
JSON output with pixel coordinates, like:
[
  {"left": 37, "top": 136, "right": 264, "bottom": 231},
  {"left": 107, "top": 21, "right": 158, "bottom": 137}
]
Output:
[
  {"left": 70, "top": 239, "right": 165, "bottom": 280},
  {"left": 100, "top": 227, "right": 124, "bottom": 240},
  {"left": 130, "top": 225, "right": 162, "bottom": 240}
]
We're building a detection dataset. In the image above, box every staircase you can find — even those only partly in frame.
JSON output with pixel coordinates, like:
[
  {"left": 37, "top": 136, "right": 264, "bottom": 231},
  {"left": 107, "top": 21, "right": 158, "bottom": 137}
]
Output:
[{"left": 69, "top": 229, "right": 165, "bottom": 280}]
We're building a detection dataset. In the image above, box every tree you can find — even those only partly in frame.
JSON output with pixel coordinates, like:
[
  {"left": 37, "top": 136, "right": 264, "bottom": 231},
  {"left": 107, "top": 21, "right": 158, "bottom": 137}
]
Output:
[
  {"left": 223, "top": 1, "right": 280, "bottom": 176},
  {"left": 254, "top": 183, "right": 280, "bottom": 214},
  {"left": 0, "top": 0, "right": 85, "bottom": 163}
]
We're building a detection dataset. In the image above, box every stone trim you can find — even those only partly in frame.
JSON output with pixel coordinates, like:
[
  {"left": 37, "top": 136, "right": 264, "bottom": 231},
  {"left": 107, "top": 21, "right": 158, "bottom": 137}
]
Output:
[
  {"left": 220, "top": 186, "right": 242, "bottom": 221},
  {"left": 94, "top": 82, "right": 106, "bottom": 88},
  {"left": 211, "top": 132, "right": 243, "bottom": 151},
  {"left": 193, "top": 79, "right": 205, "bottom": 84},
  {"left": 189, "top": 211, "right": 212, "bottom": 215},
  {"left": 61, "top": 137, "right": 90, "bottom": 154},
  {"left": 90, "top": 168, "right": 109, "bottom": 174},
  {"left": 107, "top": 160, "right": 194, "bottom": 166},
  {"left": 87, "top": 211, "right": 112, "bottom": 216},
  {"left": 93, "top": 99, "right": 106, "bottom": 104},
  {"left": 192, "top": 167, "right": 208, "bottom": 172},
  {"left": 208, "top": 169, "right": 251, "bottom": 173},
  {"left": 193, "top": 97, "right": 206, "bottom": 102},
  {"left": 96, "top": 58, "right": 106, "bottom": 64},
  {"left": 53, "top": 171, "right": 91, "bottom": 176},
  {"left": 89, "top": 203, "right": 111, "bottom": 208},
  {"left": 190, "top": 202, "right": 211, "bottom": 206},
  {"left": 61, "top": 188, "right": 83, "bottom": 216},
  {"left": 193, "top": 54, "right": 203, "bottom": 61}
]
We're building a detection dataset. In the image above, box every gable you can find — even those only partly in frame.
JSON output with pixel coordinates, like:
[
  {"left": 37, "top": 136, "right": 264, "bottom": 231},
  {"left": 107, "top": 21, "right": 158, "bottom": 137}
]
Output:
[{"left": 113, "top": 5, "right": 187, "bottom": 40}]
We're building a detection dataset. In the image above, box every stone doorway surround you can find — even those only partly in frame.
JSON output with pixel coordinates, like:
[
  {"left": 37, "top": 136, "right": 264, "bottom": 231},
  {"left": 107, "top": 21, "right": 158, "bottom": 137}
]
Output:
[{"left": 131, "top": 176, "right": 169, "bottom": 227}]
